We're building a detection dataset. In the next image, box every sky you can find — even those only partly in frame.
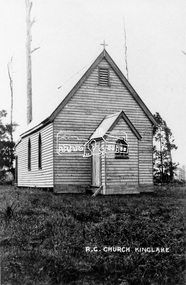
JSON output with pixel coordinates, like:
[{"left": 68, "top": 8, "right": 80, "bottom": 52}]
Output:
[{"left": 0, "top": 0, "right": 185, "bottom": 166}]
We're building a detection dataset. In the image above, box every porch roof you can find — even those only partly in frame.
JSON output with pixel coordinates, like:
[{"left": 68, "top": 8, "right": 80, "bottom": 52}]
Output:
[{"left": 90, "top": 111, "right": 142, "bottom": 141}]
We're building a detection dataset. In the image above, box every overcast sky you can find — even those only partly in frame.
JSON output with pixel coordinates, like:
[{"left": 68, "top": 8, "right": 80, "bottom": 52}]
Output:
[{"left": 0, "top": 0, "right": 185, "bottom": 166}]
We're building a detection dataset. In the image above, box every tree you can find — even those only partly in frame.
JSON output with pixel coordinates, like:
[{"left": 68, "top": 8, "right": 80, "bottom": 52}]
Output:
[
  {"left": 0, "top": 110, "right": 17, "bottom": 181},
  {"left": 25, "top": 0, "right": 40, "bottom": 125},
  {"left": 153, "top": 112, "right": 178, "bottom": 183},
  {"left": 7, "top": 57, "right": 14, "bottom": 171},
  {"left": 7, "top": 57, "right": 14, "bottom": 144}
]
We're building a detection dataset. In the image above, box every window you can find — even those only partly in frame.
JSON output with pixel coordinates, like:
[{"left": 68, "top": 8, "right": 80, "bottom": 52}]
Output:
[
  {"left": 38, "top": 133, "right": 42, "bottom": 169},
  {"left": 15, "top": 156, "right": 18, "bottom": 184},
  {"left": 28, "top": 138, "right": 31, "bottom": 170},
  {"left": 115, "top": 138, "right": 129, "bottom": 159},
  {"left": 99, "top": 67, "right": 110, "bottom": 86}
]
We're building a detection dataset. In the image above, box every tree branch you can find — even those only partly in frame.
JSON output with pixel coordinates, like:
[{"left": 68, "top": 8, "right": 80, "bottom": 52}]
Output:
[
  {"left": 7, "top": 64, "right": 12, "bottom": 83},
  {"left": 31, "top": 47, "right": 40, "bottom": 53},
  {"left": 31, "top": 17, "right": 37, "bottom": 27}
]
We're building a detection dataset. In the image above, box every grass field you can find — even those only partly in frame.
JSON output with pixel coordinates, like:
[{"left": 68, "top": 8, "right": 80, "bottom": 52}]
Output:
[{"left": 0, "top": 185, "right": 185, "bottom": 285}]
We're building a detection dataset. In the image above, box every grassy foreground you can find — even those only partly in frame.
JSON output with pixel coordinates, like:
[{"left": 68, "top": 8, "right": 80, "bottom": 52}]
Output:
[{"left": 0, "top": 185, "right": 185, "bottom": 285}]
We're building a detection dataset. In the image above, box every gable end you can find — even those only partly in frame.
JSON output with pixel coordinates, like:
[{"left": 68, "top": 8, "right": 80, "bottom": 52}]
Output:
[
  {"left": 19, "top": 49, "right": 157, "bottom": 138},
  {"left": 107, "top": 111, "right": 142, "bottom": 140}
]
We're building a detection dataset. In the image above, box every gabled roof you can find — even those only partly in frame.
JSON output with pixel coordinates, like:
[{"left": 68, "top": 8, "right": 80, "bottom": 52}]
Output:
[
  {"left": 20, "top": 49, "right": 156, "bottom": 138},
  {"left": 90, "top": 110, "right": 142, "bottom": 141}
]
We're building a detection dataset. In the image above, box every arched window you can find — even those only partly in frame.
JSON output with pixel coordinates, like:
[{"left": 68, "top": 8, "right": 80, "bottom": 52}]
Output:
[
  {"left": 115, "top": 138, "right": 129, "bottom": 159},
  {"left": 28, "top": 138, "right": 31, "bottom": 170},
  {"left": 38, "top": 133, "right": 42, "bottom": 169}
]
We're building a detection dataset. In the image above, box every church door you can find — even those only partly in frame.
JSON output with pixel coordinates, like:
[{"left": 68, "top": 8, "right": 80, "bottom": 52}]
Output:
[{"left": 91, "top": 142, "right": 101, "bottom": 186}]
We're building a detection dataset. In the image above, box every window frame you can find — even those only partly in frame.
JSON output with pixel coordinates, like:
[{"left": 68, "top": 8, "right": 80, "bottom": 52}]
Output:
[
  {"left": 28, "top": 138, "right": 31, "bottom": 170},
  {"left": 38, "top": 133, "right": 42, "bottom": 169},
  {"left": 115, "top": 138, "right": 129, "bottom": 159}
]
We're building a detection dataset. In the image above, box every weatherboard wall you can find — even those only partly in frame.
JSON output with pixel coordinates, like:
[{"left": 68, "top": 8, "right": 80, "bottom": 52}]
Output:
[
  {"left": 104, "top": 118, "right": 139, "bottom": 194},
  {"left": 16, "top": 123, "right": 54, "bottom": 188},
  {"left": 53, "top": 58, "right": 153, "bottom": 192}
]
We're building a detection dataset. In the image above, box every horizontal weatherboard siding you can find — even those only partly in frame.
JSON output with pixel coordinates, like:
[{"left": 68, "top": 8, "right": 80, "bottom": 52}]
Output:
[
  {"left": 54, "top": 58, "right": 153, "bottom": 191},
  {"left": 105, "top": 118, "right": 139, "bottom": 194},
  {"left": 16, "top": 123, "right": 54, "bottom": 188}
]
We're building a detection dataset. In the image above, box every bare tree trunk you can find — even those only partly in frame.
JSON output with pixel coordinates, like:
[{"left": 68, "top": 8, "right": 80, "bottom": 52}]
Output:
[
  {"left": 7, "top": 58, "right": 14, "bottom": 169},
  {"left": 25, "top": 0, "right": 40, "bottom": 125},
  {"left": 7, "top": 58, "right": 13, "bottom": 143},
  {"left": 25, "top": 0, "right": 33, "bottom": 125}
]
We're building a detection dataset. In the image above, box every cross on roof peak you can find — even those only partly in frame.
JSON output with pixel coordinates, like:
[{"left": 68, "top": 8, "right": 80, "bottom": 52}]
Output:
[{"left": 100, "top": 40, "right": 108, "bottom": 50}]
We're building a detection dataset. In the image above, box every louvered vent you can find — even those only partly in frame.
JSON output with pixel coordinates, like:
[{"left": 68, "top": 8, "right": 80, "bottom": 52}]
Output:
[{"left": 99, "top": 68, "right": 109, "bottom": 86}]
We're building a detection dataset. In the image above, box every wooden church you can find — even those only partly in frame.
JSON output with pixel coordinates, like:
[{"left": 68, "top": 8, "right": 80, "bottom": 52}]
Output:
[{"left": 15, "top": 48, "right": 157, "bottom": 194}]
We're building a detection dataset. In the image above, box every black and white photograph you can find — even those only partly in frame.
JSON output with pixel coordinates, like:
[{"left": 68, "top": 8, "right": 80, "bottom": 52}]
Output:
[{"left": 0, "top": 0, "right": 185, "bottom": 284}]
